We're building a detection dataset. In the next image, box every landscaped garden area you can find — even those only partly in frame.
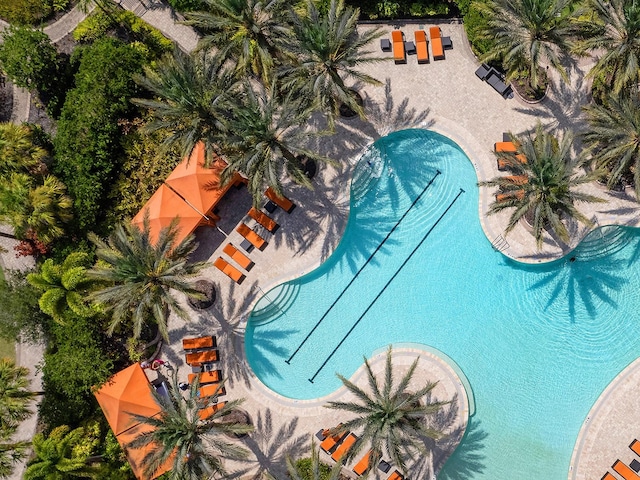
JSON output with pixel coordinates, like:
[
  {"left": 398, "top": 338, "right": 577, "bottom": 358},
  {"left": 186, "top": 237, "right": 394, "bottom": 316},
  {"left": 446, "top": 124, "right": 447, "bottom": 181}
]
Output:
[{"left": 0, "top": 0, "right": 640, "bottom": 478}]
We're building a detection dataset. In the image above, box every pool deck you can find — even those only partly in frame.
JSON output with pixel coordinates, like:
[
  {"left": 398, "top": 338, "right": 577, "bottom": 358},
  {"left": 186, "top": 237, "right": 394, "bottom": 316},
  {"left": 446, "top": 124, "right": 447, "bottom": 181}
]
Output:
[{"left": 149, "top": 22, "right": 640, "bottom": 480}]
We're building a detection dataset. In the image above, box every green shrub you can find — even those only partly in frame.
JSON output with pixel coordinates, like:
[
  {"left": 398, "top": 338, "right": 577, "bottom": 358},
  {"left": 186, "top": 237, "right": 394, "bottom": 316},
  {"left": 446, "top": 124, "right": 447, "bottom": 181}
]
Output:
[
  {"left": 459, "top": 0, "right": 494, "bottom": 56},
  {"left": 348, "top": 0, "right": 452, "bottom": 19},
  {"left": 0, "top": 0, "right": 52, "bottom": 25},
  {"left": 166, "top": 0, "right": 204, "bottom": 12},
  {"left": 72, "top": 9, "right": 114, "bottom": 42},
  {"left": 294, "top": 458, "right": 333, "bottom": 480}
]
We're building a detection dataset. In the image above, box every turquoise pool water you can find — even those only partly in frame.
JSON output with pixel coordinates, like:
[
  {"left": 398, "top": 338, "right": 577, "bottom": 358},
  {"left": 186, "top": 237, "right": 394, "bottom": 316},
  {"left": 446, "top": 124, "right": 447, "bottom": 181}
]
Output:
[{"left": 244, "top": 129, "right": 640, "bottom": 479}]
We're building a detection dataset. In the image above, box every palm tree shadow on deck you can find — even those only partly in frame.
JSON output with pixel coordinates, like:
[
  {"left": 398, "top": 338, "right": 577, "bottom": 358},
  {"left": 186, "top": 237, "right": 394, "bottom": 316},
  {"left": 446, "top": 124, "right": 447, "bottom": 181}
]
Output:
[{"left": 241, "top": 408, "right": 308, "bottom": 479}]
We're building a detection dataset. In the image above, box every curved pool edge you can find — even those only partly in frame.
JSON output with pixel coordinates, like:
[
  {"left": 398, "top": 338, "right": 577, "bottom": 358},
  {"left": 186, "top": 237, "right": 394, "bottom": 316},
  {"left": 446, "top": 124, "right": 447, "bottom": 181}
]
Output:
[
  {"left": 568, "top": 356, "right": 640, "bottom": 480},
  {"left": 427, "top": 116, "right": 640, "bottom": 265},
  {"left": 240, "top": 342, "right": 470, "bottom": 466}
]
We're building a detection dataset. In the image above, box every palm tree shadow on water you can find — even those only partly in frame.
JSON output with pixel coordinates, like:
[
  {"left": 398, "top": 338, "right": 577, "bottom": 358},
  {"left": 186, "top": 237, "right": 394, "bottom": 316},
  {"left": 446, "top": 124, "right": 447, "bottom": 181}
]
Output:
[
  {"left": 433, "top": 418, "right": 489, "bottom": 480},
  {"left": 507, "top": 226, "right": 638, "bottom": 322}
]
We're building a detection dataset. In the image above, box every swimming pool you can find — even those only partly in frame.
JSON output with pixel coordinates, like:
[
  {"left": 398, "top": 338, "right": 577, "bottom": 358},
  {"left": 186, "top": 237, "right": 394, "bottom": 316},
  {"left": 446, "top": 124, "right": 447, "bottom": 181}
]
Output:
[{"left": 244, "top": 129, "right": 640, "bottom": 479}]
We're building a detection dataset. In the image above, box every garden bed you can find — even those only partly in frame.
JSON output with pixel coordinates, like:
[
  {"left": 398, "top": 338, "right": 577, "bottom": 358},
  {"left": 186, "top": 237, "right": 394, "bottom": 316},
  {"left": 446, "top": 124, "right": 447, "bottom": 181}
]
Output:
[{"left": 0, "top": 77, "right": 13, "bottom": 122}]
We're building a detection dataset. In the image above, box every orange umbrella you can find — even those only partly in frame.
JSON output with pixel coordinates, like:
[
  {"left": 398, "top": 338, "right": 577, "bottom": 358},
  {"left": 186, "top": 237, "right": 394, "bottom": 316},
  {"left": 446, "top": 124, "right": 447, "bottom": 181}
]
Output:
[
  {"left": 131, "top": 184, "right": 203, "bottom": 246},
  {"left": 164, "top": 142, "right": 245, "bottom": 219},
  {"left": 94, "top": 364, "right": 171, "bottom": 479}
]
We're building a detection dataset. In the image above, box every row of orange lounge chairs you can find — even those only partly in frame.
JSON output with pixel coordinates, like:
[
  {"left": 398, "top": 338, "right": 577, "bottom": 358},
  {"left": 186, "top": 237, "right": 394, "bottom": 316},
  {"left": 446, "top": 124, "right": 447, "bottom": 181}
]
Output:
[
  {"left": 602, "top": 439, "right": 640, "bottom": 480},
  {"left": 317, "top": 426, "right": 405, "bottom": 479},
  {"left": 182, "top": 335, "right": 228, "bottom": 421},
  {"left": 388, "top": 27, "right": 448, "bottom": 64},
  {"left": 213, "top": 188, "right": 295, "bottom": 284},
  {"left": 494, "top": 135, "right": 529, "bottom": 203}
]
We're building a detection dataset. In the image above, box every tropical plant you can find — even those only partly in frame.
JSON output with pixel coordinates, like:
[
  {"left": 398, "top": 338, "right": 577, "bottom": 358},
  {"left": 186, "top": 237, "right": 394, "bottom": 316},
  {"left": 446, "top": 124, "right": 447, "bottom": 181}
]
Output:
[
  {"left": 27, "top": 252, "right": 96, "bottom": 321},
  {"left": 475, "top": 0, "right": 576, "bottom": 89},
  {"left": 325, "top": 346, "right": 450, "bottom": 475},
  {"left": 87, "top": 217, "right": 205, "bottom": 341},
  {"left": 220, "top": 81, "right": 331, "bottom": 202},
  {"left": 0, "top": 174, "right": 73, "bottom": 246},
  {"left": 23, "top": 425, "right": 101, "bottom": 480},
  {"left": 575, "top": 0, "right": 640, "bottom": 95},
  {"left": 284, "top": 440, "right": 342, "bottom": 480},
  {"left": 127, "top": 369, "right": 253, "bottom": 479},
  {"left": 0, "top": 123, "right": 47, "bottom": 176},
  {"left": 0, "top": 358, "right": 34, "bottom": 433},
  {"left": 582, "top": 93, "right": 640, "bottom": 198},
  {"left": 480, "top": 125, "right": 604, "bottom": 249},
  {"left": 132, "top": 48, "right": 238, "bottom": 166},
  {"left": 0, "top": 270, "right": 49, "bottom": 343},
  {"left": 284, "top": 0, "right": 385, "bottom": 126},
  {"left": 184, "top": 0, "right": 291, "bottom": 85},
  {"left": 0, "top": 433, "right": 29, "bottom": 480}
]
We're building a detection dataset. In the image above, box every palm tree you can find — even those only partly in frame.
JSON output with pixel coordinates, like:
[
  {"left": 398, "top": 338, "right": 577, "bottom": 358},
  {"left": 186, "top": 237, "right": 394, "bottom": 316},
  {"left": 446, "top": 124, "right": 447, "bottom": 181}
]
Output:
[
  {"left": 283, "top": 0, "right": 385, "bottom": 126},
  {"left": 0, "top": 174, "right": 73, "bottom": 246},
  {"left": 0, "top": 358, "right": 34, "bottom": 433},
  {"left": 23, "top": 426, "right": 100, "bottom": 480},
  {"left": 220, "top": 81, "right": 332, "bottom": 202},
  {"left": 582, "top": 93, "right": 640, "bottom": 198},
  {"left": 0, "top": 434, "right": 29, "bottom": 479},
  {"left": 480, "top": 125, "right": 604, "bottom": 249},
  {"left": 0, "top": 123, "right": 47, "bottom": 177},
  {"left": 263, "top": 439, "right": 343, "bottom": 480},
  {"left": 127, "top": 370, "right": 253, "bottom": 480},
  {"left": 325, "top": 347, "right": 450, "bottom": 476},
  {"left": 575, "top": 0, "right": 640, "bottom": 95},
  {"left": 184, "top": 0, "right": 291, "bottom": 86},
  {"left": 27, "top": 252, "right": 97, "bottom": 321},
  {"left": 132, "top": 49, "right": 238, "bottom": 166},
  {"left": 87, "top": 216, "right": 206, "bottom": 341},
  {"left": 476, "top": 0, "right": 576, "bottom": 89}
]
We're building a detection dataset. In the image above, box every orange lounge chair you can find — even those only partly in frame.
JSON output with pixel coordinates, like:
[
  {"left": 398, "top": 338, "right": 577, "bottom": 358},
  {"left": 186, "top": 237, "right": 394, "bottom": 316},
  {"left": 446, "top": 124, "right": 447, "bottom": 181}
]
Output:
[
  {"left": 391, "top": 30, "right": 405, "bottom": 64},
  {"left": 213, "top": 257, "right": 245, "bottom": 284},
  {"left": 183, "top": 336, "right": 216, "bottom": 351},
  {"left": 248, "top": 207, "right": 279, "bottom": 233},
  {"left": 185, "top": 349, "right": 219, "bottom": 365},
  {"left": 223, "top": 243, "right": 254, "bottom": 270},
  {"left": 415, "top": 30, "right": 428, "bottom": 64},
  {"left": 613, "top": 460, "right": 640, "bottom": 480},
  {"left": 331, "top": 432, "right": 357, "bottom": 461},
  {"left": 602, "top": 473, "right": 617, "bottom": 480},
  {"left": 495, "top": 189, "right": 525, "bottom": 202},
  {"left": 497, "top": 154, "right": 527, "bottom": 171},
  {"left": 495, "top": 141, "right": 517, "bottom": 153},
  {"left": 320, "top": 430, "right": 348, "bottom": 454},
  {"left": 198, "top": 383, "right": 226, "bottom": 398},
  {"left": 237, "top": 223, "right": 267, "bottom": 250},
  {"left": 265, "top": 187, "right": 295, "bottom": 213},
  {"left": 388, "top": 471, "right": 404, "bottom": 480},
  {"left": 504, "top": 175, "right": 528, "bottom": 185},
  {"left": 429, "top": 26, "right": 444, "bottom": 60},
  {"left": 352, "top": 450, "right": 372, "bottom": 475},
  {"left": 631, "top": 439, "right": 640, "bottom": 456},
  {"left": 198, "top": 401, "right": 226, "bottom": 420},
  {"left": 188, "top": 370, "right": 221, "bottom": 385}
]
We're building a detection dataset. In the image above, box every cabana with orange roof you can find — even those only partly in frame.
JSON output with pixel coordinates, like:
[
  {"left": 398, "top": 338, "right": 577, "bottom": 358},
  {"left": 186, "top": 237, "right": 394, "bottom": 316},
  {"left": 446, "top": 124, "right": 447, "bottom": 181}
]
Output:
[
  {"left": 94, "top": 364, "right": 171, "bottom": 479},
  {"left": 132, "top": 143, "right": 247, "bottom": 243}
]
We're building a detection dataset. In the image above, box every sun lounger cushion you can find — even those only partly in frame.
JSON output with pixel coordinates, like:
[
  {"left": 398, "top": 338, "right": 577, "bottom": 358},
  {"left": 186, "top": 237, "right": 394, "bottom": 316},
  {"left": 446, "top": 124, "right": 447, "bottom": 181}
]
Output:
[
  {"left": 602, "top": 473, "right": 616, "bottom": 480},
  {"left": 414, "top": 30, "right": 429, "bottom": 64},
  {"left": 504, "top": 175, "right": 528, "bottom": 185},
  {"left": 631, "top": 439, "right": 640, "bottom": 456},
  {"left": 613, "top": 460, "right": 640, "bottom": 480},
  {"left": 495, "top": 190, "right": 525, "bottom": 202},
  {"left": 429, "top": 27, "right": 445, "bottom": 60},
  {"left": 495, "top": 141, "right": 517, "bottom": 152},
  {"left": 248, "top": 207, "right": 278, "bottom": 233},
  {"left": 353, "top": 450, "right": 371, "bottom": 475},
  {"left": 320, "top": 430, "right": 347, "bottom": 454},
  {"left": 185, "top": 349, "right": 219, "bottom": 365},
  {"left": 331, "top": 432, "right": 357, "bottom": 461},
  {"left": 198, "top": 383, "right": 226, "bottom": 398},
  {"left": 214, "top": 257, "right": 245, "bottom": 284},
  {"left": 188, "top": 370, "right": 221, "bottom": 385},
  {"left": 223, "top": 243, "right": 253, "bottom": 270},
  {"left": 391, "top": 30, "right": 405, "bottom": 63},
  {"left": 198, "top": 401, "right": 226, "bottom": 420},
  {"left": 429, "top": 26, "right": 441, "bottom": 39},
  {"left": 183, "top": 336, "right": 216, "bottom": 351},
  {"left": 265, "top": 187, "right": 295, "bottom": 213},
  {"left": 237, "top": 223, "right": 267, "bottom": 250},
  {"left": 388, "top": 471, "right": 404, "bottom": 480}
]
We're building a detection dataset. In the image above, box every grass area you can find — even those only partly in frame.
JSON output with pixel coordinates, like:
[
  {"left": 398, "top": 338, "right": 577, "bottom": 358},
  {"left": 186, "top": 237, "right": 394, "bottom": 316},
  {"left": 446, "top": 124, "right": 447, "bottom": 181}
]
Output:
[{"left": 0, "top": 338, "right": 15, "bottom": 360}]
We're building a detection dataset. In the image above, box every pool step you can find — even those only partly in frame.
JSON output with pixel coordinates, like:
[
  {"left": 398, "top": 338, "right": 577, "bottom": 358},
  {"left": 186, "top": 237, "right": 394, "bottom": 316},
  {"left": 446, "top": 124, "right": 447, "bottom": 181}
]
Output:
[
  {"left": 574, "top": 225, "right": 632, "bottom": 260},
  {"left": 249, "top": 282, "right": 300, "bottom": 326}
]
